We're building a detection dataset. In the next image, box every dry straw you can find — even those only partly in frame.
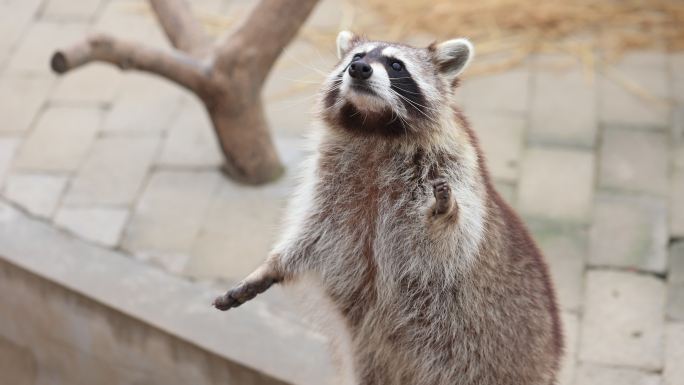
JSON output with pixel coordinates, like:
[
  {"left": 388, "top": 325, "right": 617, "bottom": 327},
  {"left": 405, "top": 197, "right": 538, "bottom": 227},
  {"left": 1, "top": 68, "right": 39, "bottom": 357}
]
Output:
[
  {"left": 128, "top": 0, "right": 684, "bottom": 71},
  {"left": 351, "top": 0, "right": 682, "bottom": 74},
  {"left": 128, "top": 0, "right": 683, "bottom": 102}
]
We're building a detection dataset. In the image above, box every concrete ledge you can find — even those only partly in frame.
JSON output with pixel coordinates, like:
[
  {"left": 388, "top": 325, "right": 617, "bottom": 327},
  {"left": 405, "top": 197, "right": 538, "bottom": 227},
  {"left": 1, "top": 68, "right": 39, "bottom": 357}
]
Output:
[{"left": 0, "top": 199, "right": 334, "bottom": 385}]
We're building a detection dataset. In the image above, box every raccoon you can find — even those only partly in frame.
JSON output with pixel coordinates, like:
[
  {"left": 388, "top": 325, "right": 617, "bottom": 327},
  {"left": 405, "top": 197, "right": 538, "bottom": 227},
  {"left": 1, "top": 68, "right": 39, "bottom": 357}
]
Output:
[{"left": 214, "top": 31, "right": 563, "bottom": 385}]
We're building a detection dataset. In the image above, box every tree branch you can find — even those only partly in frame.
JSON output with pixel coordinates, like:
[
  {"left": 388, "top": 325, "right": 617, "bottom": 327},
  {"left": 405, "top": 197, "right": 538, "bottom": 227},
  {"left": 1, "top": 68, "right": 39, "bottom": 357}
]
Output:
[
  {"left": 50, "top": 34, "right": 208, "bottom": 93},
  {"left": 216, "top": 0, "right": 319, "bottom": 84},
  {"left": 149, "top": 0, "right": 210, "bottom": 56}
]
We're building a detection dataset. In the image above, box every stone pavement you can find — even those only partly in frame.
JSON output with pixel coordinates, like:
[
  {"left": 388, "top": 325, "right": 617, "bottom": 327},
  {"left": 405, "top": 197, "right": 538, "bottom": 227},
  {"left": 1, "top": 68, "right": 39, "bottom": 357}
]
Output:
[{"left": 0, "top": 0, "right": 683, "bottom": 384}]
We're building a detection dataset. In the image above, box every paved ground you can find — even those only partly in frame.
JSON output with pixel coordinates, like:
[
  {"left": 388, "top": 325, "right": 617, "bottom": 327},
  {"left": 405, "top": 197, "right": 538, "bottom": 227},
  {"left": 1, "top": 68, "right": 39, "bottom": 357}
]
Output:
[{"left": 1, "top": 0, "right": 683, "bottom": 384}]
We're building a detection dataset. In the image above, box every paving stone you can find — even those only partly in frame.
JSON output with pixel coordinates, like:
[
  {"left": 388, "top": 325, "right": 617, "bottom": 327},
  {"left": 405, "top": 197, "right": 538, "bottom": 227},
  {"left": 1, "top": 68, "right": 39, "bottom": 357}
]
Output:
[
  {"left": 3, "top": 174, "right": 67, "bottom": 218},
  {"left": 0, "top": 75, "right": 53, "bottom": 133},
  {"left": 215, "top": 0, "right": 255, "bottom": 24},
  {"left": 264, "top": 47, "right": 328, "bottom": 102},
  {"left": 0, "top": 0, "right": 42, "bottom": 66},
  {"left": 272, "top": 135, "right": 313, "bottom": 171},
  {"left": 530, "top": 221, "right": 586, "bottom": 312},
  {"left": 13, "top": 106, "right": 101, "bottom": 172},
  {"left": 518, "top": 147, "right": 595, "bottom": 223},
  {"left": 157, "top": 101, "right": 223, "bottom": 167},
  {"left": 121, "top": 170, "right": 221, "bottom": 272},
  {"left": 676, "top": 143, "right": 684, "bottom": 171},
  {"left": 189, "top": 0, "right": 224, "bottom": 14},
  {"left": 450, "top": 78, "right": 466, "bottom": 106},
  {"left": 575, "top": 364, "right": 662, "bottom": 385},
  {"left": 6, "top": 21, "right": 87, "bottom": 74},
  {"left": 184, "top": 177, "right": 292, "bottom": 280},
  {"left": 493, "top": 181, "right": 516, "bottom": 208},
  {"left": 599, "top": 65, "right": 670, "bottom": 129},
  {"left": 671, "top": 170, "right": 684, "bottom": 239},
  {"left": 559, "top": 312, "right": 579, "bottom": 385},
  {"left": 673, "top": 53, "right": 684, "bottom": 105},
  {"left": 51, "top": 64, "right": 123, "bottom": 105},
  {"left": 664, "top": 322, "right": 684, "bottom": 385},
  {"left": 669, "top": 286, "right": 684, "bottom": 322},
  {"left": 612, "top": 50, "right": 668, "bottom": 69},
  {"left": 675, "top": 107, "right": 684, "bottom": 148},
  {"left": 94, "top": 0, "right": 168, "bottom": 48},
  {"left": 530, "top": 56, "right": 597, "bottom": 147},
  {"left": 0, "top": 138, "right": 20, "bottom": 188},
  {"left": 115, "top": 72, "right": 189, "bottom": 97},
  {"left": 461, "top": 65, "right": 530, "bottom": 113},
  {"left": 671, "top": 242, "right": 684, "bottom": 285},
  {"left": 102, "top": 74, "right": 185, "bottom": 134},
  {"left": 579, "top": 270, "right": 665, "bottom": 370},
  {"left": 54, "top": 207, "right": 128, "bottom": 247},
  {"left": 64, "top": 136, "right": 158, "bottom": 206},
  {"left": 41, "top": 0, "right": 104, "bottom": 20},
  {"left": 469, "top": 111, "right": 525, "bottom": 183},
  {"left": 668, "top": 242, "right": 684, "bottom": 322},
  {"left": 181, "top": 137, "right": 308, "bottom": 280},
  {"left": 302, "top": 0, "right": 345, "bottom": 31},
  {"left": 589, "top": 193, "right": 668, "bottom": 274},
  {"left": 599, "top": 127, "right": 669, "bottom": 196},
  {"left": 264, "top": 96, "right": 318, "bottom": 137}
]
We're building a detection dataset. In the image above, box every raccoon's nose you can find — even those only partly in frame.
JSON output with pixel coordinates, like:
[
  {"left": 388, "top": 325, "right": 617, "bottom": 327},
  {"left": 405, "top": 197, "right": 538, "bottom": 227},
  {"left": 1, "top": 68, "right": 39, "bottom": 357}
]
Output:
[{"left": 349, "top": 61, "right": 373, "bottom": 80}]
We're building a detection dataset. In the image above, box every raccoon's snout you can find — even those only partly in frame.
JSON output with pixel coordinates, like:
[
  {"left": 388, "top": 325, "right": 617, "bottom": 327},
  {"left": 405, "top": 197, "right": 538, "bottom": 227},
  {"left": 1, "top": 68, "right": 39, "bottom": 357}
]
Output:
[{"left": 349, "top": 61, "right": 373, "bottom": 80}]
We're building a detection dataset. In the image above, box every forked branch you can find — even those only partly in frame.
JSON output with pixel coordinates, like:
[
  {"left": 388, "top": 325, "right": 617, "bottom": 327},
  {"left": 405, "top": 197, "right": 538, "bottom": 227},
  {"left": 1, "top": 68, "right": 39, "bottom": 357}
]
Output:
[
  {"left": 218, "top": 0, "right": 320, "bottom": 84},
  {"left": 50, "top": 0, "right": 320, "bottom": 184},
  {"left": 50, "top": 34, "right": 208, "bottom": 93},
  {"left": 149, "top": 0, "right": 210, "bottom": 56}
]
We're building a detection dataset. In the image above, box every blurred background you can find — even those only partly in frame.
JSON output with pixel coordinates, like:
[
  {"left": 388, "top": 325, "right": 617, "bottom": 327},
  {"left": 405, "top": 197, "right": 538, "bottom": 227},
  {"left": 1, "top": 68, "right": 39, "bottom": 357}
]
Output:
[{"left": 0, "top": 0, "right": 683, "bottom": 384}]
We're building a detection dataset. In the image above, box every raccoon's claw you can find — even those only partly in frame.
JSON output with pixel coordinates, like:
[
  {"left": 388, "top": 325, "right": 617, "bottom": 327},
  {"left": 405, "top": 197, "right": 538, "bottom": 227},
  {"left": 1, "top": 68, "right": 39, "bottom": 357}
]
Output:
[
  {"left": 213, "top": 292, "right": 240, "bottom": 311},
  {"left": 432, "top": 179, "right": 453, "bottom": 216},
  {"left": 213, "top": 277, "right": 277, "bottom": 311}
]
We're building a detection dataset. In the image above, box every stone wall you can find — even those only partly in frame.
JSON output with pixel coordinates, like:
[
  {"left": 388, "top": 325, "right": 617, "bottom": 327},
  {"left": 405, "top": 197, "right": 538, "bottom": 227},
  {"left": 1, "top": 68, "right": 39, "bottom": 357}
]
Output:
[
  {"left": 0, "top": 200, "right": 335, "bottom": 385},
  {"left": 0, "top": 258, "right": 289, "bottom": 385}
]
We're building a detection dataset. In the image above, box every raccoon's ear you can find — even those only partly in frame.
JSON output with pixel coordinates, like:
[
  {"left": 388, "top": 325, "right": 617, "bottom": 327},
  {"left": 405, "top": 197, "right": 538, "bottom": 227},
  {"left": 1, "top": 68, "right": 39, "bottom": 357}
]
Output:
[
  {"left": 336, "top": 30, "right": 357, "bottom": 59},
  {"left": 431, "top": 38, "right": 474, "bottom": 79}
]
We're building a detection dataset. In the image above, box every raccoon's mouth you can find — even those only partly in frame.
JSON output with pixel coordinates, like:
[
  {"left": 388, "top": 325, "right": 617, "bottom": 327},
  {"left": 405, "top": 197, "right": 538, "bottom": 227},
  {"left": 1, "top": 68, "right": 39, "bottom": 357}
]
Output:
[
  {"left": 345, "top": 81, "right": 387, "bottom": 112},
  {"left": 349, "top": 81, "right": 377, "bottom": 95}
]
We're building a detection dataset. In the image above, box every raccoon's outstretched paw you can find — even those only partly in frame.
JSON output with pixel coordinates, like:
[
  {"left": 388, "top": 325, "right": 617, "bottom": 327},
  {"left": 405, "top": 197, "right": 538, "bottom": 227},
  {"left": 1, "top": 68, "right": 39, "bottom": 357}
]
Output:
[
  {"left": 213, "top": 277, "right": 277, "bottom": 311},
  {"left": 432, "top": 179, "right": 454, "bottom": 216}
]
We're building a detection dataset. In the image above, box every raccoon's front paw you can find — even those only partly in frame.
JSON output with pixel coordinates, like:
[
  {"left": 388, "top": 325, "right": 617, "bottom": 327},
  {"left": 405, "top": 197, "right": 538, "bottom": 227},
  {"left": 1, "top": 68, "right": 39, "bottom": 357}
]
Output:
[
  {"left": 432, "top": 179, "right": 453, "bottom": 216},
  {"left": 213, "top": 277, "right": 277, "bottom": 311}
]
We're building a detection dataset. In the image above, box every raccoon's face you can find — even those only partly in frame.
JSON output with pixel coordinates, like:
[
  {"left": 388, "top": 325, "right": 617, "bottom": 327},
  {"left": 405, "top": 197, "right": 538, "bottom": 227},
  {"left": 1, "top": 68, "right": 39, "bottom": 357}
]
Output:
[{"left": 320, "top": 31, "right": 473, "bottom": 138}]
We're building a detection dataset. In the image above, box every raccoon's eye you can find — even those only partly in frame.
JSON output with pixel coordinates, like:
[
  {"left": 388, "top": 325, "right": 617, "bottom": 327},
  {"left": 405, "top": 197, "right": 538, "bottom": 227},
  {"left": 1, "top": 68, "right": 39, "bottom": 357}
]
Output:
[
  {"left": 391, "top": 61, "right": 403, "bottom": 71},
  {"left": 352, "top": 53, "right": 365, "bottom": 61}
]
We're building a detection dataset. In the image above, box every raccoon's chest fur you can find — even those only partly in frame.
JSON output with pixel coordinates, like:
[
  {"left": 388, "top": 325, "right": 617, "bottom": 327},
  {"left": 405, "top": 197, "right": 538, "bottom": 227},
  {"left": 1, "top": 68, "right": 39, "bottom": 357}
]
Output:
[{"left": 311, "top": 141, "right": 446, "bottom": 327}]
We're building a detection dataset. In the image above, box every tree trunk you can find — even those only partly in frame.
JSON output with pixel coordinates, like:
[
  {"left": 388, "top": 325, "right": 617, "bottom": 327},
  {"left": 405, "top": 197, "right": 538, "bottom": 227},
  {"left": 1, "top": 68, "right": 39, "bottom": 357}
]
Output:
[
  {"left": 51, "top": 0, "right": 320, "bottom": 185},
  {"left": 208, "top": 99, "right": 283, "bottom": 184}
]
